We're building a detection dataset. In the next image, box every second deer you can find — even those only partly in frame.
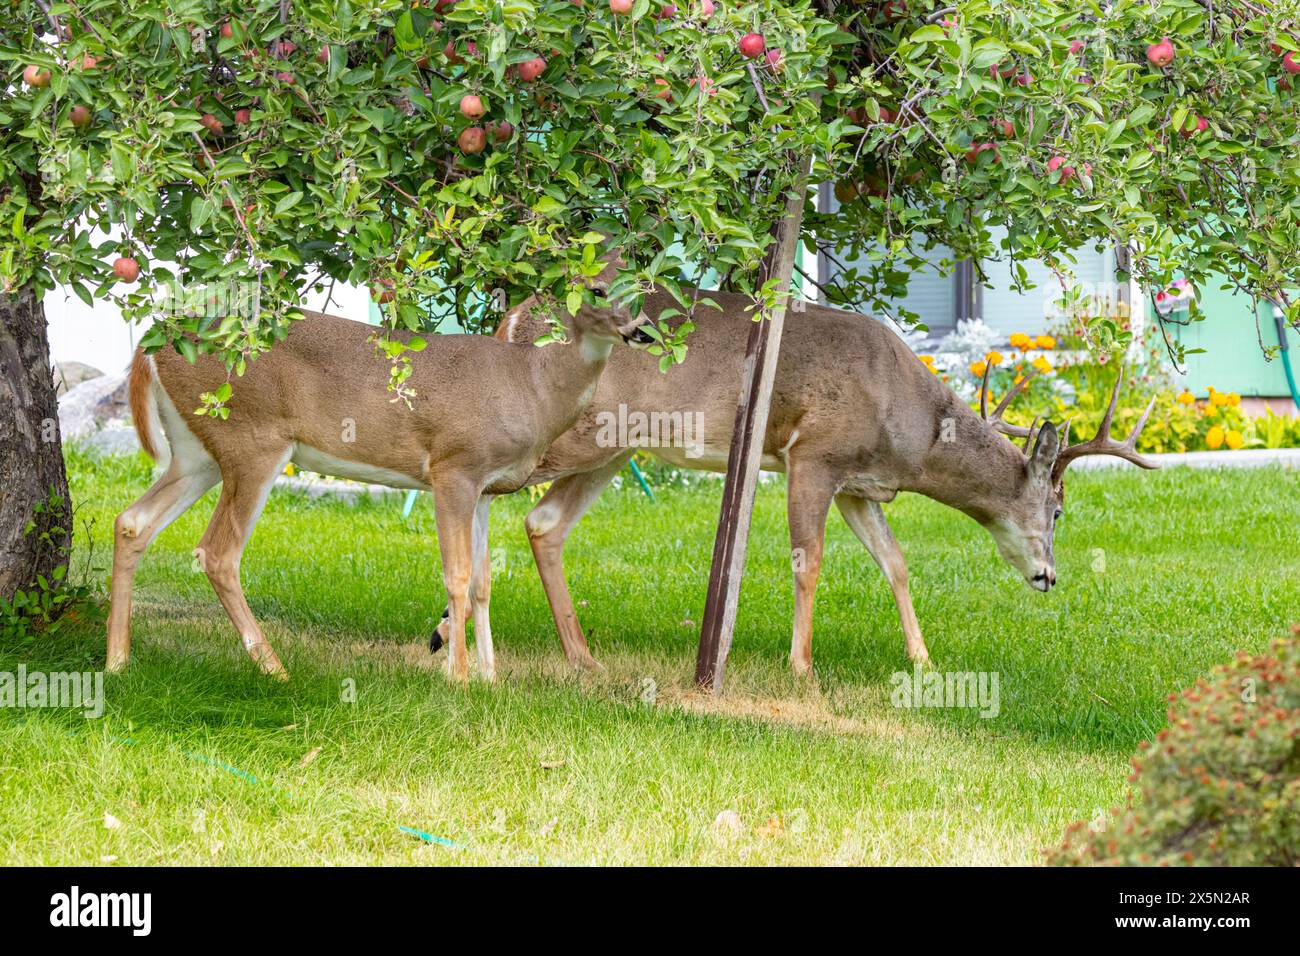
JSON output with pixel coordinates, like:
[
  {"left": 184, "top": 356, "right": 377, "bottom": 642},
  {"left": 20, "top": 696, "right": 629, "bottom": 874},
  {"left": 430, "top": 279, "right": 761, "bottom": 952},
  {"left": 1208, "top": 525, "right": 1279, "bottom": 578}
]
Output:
[{"left": 108, "top": 282, "right": 640, "bottom": 683}]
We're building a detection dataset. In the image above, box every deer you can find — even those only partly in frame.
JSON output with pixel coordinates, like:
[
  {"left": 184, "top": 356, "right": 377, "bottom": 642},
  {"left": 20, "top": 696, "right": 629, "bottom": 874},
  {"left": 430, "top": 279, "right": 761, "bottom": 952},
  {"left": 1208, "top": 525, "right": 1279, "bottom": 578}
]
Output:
[
  {"left": 440, "top": 284, "right": 1158, "bottom": 676},
  {"left": 107, "top": 275, "right": 641, "bottom": 684}
]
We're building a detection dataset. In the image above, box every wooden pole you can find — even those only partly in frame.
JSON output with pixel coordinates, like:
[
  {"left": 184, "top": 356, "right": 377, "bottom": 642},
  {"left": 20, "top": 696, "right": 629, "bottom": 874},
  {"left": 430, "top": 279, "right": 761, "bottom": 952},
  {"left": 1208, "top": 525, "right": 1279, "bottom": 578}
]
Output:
[{"left": 694, "top": 154, "right": 813, "bottom": 693}]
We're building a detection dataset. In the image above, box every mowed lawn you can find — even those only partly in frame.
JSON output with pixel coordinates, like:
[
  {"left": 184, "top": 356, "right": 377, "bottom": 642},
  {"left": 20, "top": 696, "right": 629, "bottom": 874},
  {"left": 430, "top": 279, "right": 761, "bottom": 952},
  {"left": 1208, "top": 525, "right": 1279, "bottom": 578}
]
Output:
[{"left": 2, "top": 450, "right": 1297, "bottom": 865}]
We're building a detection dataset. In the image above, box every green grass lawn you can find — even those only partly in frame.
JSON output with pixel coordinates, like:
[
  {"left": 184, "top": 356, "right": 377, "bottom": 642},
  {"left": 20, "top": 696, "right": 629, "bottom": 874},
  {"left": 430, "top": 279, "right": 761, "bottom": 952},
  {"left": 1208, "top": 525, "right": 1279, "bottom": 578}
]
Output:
[{"left": 2, "top": 450, "right": 1297, "bottom": 865}]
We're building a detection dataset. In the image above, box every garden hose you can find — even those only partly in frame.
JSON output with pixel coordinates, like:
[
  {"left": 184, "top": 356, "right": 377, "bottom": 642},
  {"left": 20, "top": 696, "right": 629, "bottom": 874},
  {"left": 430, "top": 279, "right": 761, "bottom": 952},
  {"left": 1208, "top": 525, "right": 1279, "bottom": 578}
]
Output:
[{"left": 1274, "top": 307, "right": 1300, "bottom": 412}]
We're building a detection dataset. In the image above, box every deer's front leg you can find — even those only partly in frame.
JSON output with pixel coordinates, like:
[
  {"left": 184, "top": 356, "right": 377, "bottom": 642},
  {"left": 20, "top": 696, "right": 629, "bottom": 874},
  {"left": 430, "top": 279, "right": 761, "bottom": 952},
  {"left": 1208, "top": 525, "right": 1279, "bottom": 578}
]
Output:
[
  {"left": 786, "top": 461, "right": 838, "bottom": 677},
  {"left": 835, "top": 495, "right": 929, "bottom": 665},
  {"left": 432, "top": 478, "right": 479, "bottom": 684},
  {"left": 469, "top": 495, "right": 495, "bottom": 682}
]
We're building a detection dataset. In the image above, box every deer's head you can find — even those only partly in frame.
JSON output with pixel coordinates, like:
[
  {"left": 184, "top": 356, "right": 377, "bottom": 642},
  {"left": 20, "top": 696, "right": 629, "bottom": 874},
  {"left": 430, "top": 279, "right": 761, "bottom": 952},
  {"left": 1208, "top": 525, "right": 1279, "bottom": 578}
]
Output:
[
  {"left": 565, "top": 250, "right": 649, "bottom": 351},
  {"left": 979, "top": 367, "right": 1158, "bottom": 592}
]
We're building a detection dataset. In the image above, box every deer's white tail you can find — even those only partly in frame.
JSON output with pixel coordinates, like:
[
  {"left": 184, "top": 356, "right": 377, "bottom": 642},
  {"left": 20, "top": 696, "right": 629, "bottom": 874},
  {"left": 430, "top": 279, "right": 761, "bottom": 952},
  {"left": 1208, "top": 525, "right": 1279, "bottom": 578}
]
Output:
[{"left": 128, "top": 350, "right": 170, "bottom": 469}]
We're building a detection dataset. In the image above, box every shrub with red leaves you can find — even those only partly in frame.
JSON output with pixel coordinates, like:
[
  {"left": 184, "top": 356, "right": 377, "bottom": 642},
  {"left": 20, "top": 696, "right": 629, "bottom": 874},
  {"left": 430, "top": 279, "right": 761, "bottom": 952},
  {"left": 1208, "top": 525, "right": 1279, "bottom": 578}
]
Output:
[{"left": 1048, "top": 632, "right": 1300, "bottom": 866}]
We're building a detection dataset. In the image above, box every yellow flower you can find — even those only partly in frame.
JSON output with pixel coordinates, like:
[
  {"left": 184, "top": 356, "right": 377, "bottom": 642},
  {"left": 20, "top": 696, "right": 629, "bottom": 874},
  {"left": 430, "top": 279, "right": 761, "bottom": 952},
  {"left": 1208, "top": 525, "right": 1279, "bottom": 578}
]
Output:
[
  {"left": 1176, "top": 390, "right": 1195, "bottom": 405},
  {"left": 1226, "top": 392, "right": 1241, "bottom": 406},
  {"left": 284, "top": 463, "right": 296, "bottom": 476},
  {"left": 970, "top": 360, "right": 987, "bottom": 377},
  {"left": 1226, "top": 429, "right": 1244, "bottom": 449},
  {"left": 1009, "top": 332, "right": 1032, "bottom": 349},
  {"left": 1206, "top": 425, "right": 1225, "bottom": 449},
  {"left": 1210, "top": 391, "right": 1229, "bottom": 407},
  {"left": 1031, "top": 356, "right": 1052, "bottom": 373},
  {"left": 1013, "top": 374, "right": 1024, "bottom": 386},
  {"left": 918, "top": 353, "right": 935, "bottom": 364},
  {"left": 1035, "top": 334, "right": 1056, "bottom": 349},
  {"left": 985, "top": 350, "right": 1003, "bottom": 366}
]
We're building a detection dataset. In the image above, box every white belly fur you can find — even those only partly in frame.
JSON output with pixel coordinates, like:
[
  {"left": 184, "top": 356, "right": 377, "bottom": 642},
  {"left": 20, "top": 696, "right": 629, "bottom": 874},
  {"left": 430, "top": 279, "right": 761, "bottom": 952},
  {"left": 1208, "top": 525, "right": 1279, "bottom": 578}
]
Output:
[{"left": 290, "top": 444, "right": 426, "bottom": 491}]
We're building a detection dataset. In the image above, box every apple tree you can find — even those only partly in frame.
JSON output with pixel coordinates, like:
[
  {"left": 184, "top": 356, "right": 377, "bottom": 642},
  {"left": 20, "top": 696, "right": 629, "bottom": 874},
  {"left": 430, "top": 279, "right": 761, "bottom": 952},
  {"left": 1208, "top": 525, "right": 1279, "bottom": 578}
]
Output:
[{"left": 1, "top": 0, "right": 1298, "bottom": 619}]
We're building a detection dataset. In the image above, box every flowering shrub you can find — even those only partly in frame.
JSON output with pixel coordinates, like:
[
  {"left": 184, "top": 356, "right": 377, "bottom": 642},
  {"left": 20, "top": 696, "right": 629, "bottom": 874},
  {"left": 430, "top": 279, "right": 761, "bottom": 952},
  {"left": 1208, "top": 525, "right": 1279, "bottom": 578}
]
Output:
[
  {"left": 1047, "top": 634, "right": 1300, "bottom": 867},
  {"left": 930, "top": 325, "right": 1300, "bottom": 453}
]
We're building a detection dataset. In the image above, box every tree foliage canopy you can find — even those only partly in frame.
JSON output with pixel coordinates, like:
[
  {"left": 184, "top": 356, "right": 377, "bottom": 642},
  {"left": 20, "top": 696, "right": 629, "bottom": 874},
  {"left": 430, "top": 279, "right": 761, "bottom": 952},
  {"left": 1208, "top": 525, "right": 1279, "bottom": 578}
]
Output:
[{"left": 2, "top": 0, "right": 1298, "bottom": 373}]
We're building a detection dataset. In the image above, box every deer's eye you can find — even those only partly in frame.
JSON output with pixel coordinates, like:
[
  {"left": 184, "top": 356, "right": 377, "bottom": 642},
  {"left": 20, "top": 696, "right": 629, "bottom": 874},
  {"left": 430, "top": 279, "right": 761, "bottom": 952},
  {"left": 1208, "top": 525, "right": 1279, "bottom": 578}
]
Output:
[
  {"left": 1054, "top": 508, "right": 1063, "bottom": 522},
  {"left": 591, "top": 287, "right": 607, "bottom": 298}
]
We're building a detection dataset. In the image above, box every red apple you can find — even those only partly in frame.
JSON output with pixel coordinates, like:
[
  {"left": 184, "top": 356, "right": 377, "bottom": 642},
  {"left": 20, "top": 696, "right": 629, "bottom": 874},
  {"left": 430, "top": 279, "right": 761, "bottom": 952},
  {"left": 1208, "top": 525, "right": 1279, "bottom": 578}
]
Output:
[
  {"left": 276, "top": 71, "right": 295, "bottom": 83},
  {"left": 995, "top": 119, "right": 1015, "bottom": 137},
  {"left": 739, "top": 33, "right": 765, "bottom": 59},
  {"left": 1180, "top": 114, "right": 1208, "bottom": 137},
  {"left": 69, "top": 105, "right": 92, "bottom": 127},
  {"left": 22, "top": 65, "right": 51, "bottom": 87},
  {"left": 234, "top": 108, "right": 252, "bottom": 124},
  {"left": 371, "top": 279, "right": 395, "bottom": 304},
  {"left": 517, "top": 56, "right": 547, "bottom": 82},
  {"left": 317, "top": 44, "right": 331, "bottom": 65},
  {"left": 199, "top": 113, "right": 224, "bottom": 135},
  {"left": 1146, "top": 37, "right": 1174, "bottom": 68},
  {"left": 487, "top": 120, "right": 514, "bottom": 142},
  {"left": 219, "top": 21, "right": 238, "bottom": 39},
  {"left": 458, "top": 126, "right": 487, "bottom": 154},
  {"left": 610, "top": 0, "right": 633, "bottom": 12},
  {"left": 658, "top": 4, "right": 677, "bottom": 18},
  {"left": 75, "top": 53, "right": 98, "bottom": 71},
  {"left": 764, "top": 48, "right": 784, "bottom": 72},
  {"left": 1284, "top": 51, "right": 1300, "bottom": 75},
  {"left": 1046, "top": 155, "right": 1074, "bottom": 180},
  {"left": 459, "top": 94, "right": 485, "bottom": 119},
  {"left": 653, "top": 78, "right": 671, "bottom": 100},
  {"left": 1069, "top": 40, "right": 1085, "bottom": 54},
  {"left": 112, "top": 257, "right": 140, "bottom": 283},
  {"left": 700, "top": 0, "right": 716, "bottom": 17}
]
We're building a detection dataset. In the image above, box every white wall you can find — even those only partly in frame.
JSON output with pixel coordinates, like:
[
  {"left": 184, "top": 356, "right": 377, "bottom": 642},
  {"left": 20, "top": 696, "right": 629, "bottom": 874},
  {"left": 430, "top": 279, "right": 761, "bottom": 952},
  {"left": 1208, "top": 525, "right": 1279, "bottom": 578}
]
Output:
[{"left": 45, "top": 280, "right": 374, "bottom": 373}]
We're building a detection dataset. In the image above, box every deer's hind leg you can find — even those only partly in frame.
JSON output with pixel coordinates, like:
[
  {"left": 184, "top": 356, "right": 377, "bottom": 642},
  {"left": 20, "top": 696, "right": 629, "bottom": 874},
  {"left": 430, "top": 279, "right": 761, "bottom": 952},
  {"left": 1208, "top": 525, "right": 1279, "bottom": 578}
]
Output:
[
  {"left": 196, "top": 449, "right": 293, "bottom": 678},
  {"left": 786, "top": 459, "right": 839, "bottom": 678},
  {"left": 107, "top": 457, "right": 221, "bottom": 671}
]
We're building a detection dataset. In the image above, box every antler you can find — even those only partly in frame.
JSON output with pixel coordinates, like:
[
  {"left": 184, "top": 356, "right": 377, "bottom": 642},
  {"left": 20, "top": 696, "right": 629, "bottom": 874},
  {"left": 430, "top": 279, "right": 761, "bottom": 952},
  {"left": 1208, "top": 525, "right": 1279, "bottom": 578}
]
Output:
[
  {"left": 979, "top": 362, "right": 1040, "bottom": 439},
  {"left": 1051, "top": 369, "right": 1159, "bottom": 480}
]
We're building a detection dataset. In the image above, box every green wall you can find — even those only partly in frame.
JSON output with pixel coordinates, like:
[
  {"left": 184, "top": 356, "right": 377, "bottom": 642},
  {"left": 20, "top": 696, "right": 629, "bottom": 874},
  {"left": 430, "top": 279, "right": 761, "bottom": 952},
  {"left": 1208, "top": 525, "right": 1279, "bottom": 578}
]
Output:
[{"left": 1162, "top": 279, "right": 1300, "bottom": 398}]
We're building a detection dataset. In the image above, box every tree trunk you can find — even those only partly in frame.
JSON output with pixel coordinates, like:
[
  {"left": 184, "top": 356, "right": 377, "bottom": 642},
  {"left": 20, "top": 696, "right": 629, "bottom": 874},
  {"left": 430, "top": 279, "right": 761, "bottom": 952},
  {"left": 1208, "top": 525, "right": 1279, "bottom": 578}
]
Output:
[{"left": 0, "top": 287, "right": 70, "bottom": 602}]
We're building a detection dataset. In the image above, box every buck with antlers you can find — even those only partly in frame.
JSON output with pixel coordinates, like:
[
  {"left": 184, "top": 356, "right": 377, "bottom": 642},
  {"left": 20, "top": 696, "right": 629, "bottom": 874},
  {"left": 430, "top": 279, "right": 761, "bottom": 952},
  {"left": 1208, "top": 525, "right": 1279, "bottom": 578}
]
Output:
[
  {"left": 468, "top": 288, "right": 1158, "bottom": 675},
  {"left": 108, "top": 278, "right": 640, "bottom": 683}
]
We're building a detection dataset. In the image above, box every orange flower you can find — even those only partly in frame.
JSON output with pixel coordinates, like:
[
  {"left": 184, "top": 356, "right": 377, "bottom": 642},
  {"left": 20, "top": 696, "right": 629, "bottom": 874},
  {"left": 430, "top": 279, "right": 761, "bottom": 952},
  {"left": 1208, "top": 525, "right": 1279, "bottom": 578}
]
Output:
[
  {"left": 1009, "top": 332, "right": 1032, "bottom": 349},
  {"left": 1226, "top": 429, "right": 1244, "bottom": 449},
  {"left": 1035, "top": 334, "right": 1056, "bottom": 349},
  {"left": 970, "top": 360, "right": 987, "bottom": 377},
  {"left": 1031, "top": 356, "right": 1052, "bottom": 373},
  {"left": 1175, "top": 390, "right": 1195, "bottom": 405},
  {"left": 1226, "top": 392, "right": 1241, "bottom": 407},
  {"left": 1206, "top": 425, "right": 1225, "bottom": 449},
  {"left": 985, "top": 350, "right": 1003, "bottom": 366}
]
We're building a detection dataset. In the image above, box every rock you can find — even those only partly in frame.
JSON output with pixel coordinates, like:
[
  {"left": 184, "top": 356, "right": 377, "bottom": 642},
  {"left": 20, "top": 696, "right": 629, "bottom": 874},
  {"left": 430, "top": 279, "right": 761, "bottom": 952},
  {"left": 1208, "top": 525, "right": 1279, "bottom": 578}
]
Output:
[
  {"left": 84, "top": 426, "right": 141, "bottom": 457},
  {"left": 53, "top": 361, "right": 105, "bottom": 396},
  {"left": 712, "top": 809, "right": 744, "bottom": 837},
  {"left": 57, "top": 371, "right": 129, "bottom": 442}
]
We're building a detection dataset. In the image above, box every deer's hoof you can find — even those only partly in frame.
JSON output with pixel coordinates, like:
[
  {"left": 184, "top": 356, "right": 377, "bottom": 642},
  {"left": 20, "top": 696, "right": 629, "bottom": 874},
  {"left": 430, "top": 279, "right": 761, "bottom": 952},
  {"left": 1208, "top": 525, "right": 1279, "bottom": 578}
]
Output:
[{"left": 430, "top": 607, "right": 449, "bottom": 654}]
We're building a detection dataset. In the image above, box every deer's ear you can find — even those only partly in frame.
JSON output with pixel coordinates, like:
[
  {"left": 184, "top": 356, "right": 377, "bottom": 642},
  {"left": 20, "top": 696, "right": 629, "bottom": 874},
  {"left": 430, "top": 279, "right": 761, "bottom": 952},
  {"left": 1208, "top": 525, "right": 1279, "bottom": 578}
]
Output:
[{"left": 1029, "top": 421, "right": 1061, "bottom": 482}]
